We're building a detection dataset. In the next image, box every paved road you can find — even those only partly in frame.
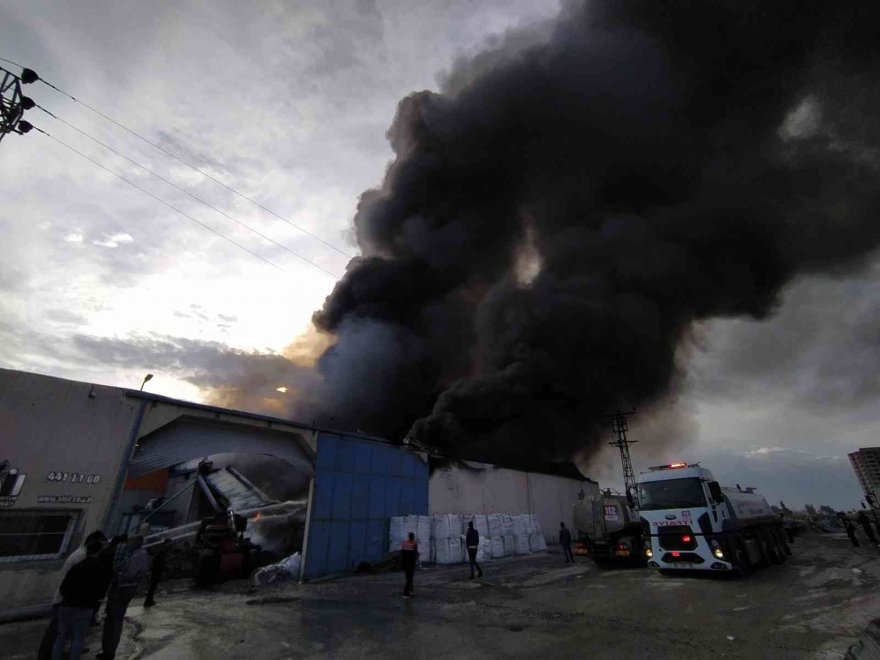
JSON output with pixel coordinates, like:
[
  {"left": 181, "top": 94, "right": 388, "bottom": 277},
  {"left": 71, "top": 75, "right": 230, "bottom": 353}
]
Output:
[{"left": 3, "top": 532, "right": 878, "bottom": 659}]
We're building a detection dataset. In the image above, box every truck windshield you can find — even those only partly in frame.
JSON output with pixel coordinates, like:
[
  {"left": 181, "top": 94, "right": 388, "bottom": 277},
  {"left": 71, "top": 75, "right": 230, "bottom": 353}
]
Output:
[{"left": 637, "top": 478, "right": 706, "bottom": 511}]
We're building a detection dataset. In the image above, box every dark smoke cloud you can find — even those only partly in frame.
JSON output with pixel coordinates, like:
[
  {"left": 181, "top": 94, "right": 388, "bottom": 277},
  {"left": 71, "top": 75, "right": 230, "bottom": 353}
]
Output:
[{"left": 299, "top": 0, "right": 880, "bottom": 463}]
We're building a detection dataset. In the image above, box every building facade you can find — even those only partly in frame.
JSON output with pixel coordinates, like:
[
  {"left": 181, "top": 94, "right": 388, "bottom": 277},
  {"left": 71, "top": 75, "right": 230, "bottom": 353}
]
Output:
[
  {"left": 849, "top": 447, "right": 880, "bottom": 507},
  {"left": 2, "top": 369, "right": 429, "bottom": 618},
  {"left": 1, "top": 367, "right": 596, "bottom": 619}
]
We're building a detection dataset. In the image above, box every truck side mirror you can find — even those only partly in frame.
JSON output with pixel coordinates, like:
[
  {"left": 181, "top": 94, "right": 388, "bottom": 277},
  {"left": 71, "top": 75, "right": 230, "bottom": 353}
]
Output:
[{"left": 707, "top": 481, "right": 723, "bottom": 504}]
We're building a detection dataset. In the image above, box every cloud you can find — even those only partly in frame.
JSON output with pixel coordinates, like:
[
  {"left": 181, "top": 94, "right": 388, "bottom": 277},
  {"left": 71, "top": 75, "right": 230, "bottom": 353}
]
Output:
[
  {"left": 93, "top": 232, "right": 134, "bottom": 248},
  {"left": 698, "top": 447, "right": 863, "bottom": 511}
]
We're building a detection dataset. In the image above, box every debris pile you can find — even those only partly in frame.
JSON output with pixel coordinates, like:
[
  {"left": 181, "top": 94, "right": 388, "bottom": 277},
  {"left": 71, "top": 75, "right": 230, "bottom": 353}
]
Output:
[{"left": 253, "top": 551, "right": 302, "bottom": 587}]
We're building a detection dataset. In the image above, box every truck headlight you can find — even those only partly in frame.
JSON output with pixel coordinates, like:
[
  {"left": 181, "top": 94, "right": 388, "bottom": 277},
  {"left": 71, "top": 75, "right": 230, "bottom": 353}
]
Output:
[
  {"left": 713, "top": 548, "right": 724, "bottom": 559},
  {"left": 645, "top": 548, "right": 653, "bottom": 558}
]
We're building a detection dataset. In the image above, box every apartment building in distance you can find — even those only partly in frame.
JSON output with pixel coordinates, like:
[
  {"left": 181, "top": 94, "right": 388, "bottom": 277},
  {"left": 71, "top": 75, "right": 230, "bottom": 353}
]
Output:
[{"left": 849, "top": 447, "right": 880, "bottom": 507}]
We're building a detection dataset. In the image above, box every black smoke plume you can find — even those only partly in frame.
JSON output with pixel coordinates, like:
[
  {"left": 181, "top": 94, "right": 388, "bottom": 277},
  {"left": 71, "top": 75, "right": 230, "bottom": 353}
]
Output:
[{"left": 297, "top": 0, "right": 880, "bottom": 463}]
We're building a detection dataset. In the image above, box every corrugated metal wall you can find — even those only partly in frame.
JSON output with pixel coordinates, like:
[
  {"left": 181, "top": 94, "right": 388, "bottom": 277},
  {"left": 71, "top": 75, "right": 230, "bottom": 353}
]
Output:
[{"left": 303, "top": 433, "right": 428, "bottom": 578}]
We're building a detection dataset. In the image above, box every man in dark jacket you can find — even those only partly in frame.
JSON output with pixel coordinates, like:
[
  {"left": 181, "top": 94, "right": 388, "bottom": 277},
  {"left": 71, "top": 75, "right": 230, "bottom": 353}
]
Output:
[
  {"left": 52, "top": 539, "right": 113, "bottom": 660},
  {"left": 857, "top": 511, "right": 877, "bottom": 544},
  {"left": 401, "top": 532, "right": 418, "bottom": 598},
  {"left": 560, "top": 522, "right": 574, "bottom": 563},
  {"left": 38, "top": 530, "right": 108, "bottom": 660},
  {"left": 144, "top": 539, "right": 171, "bottom": 607},
  {"left": 465, "top": 521, "right": 482, "bottom": 579}
]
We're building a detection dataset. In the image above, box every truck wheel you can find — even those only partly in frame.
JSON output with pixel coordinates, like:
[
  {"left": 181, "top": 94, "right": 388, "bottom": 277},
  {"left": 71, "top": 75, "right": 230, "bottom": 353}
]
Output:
[
  {"left": 776, "top": 529, "right": 792, "bottom": 557},
  {"left": 734, "top": 540, "right": 751, "bottom": 577},
  {"left": 772, "top": 529, "right": 789, "bottom": 562},
  {"left": 759, "top": 528, "right": 782, "bottom": 565}
]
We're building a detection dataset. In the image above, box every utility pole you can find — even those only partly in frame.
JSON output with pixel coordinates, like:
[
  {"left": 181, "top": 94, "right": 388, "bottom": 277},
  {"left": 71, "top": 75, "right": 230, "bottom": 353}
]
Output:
[
  {"left": 0, "top": 65, "right": 37, "bottom": 143},
  {"left": 607, "top": 410, "right": 637, "bottom": 500}
]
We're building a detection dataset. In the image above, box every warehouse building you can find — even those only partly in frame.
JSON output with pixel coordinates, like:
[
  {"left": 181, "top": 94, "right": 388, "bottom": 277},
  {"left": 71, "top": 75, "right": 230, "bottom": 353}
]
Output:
[
  {"left": 0, "top": 369, "right": 429, "bottom": 618},
  {"left": 0, "top": 368, "right": 595, "bottom": 619},
  {"left": 428, "top": 458, "right": 597, "bottom": 544}
]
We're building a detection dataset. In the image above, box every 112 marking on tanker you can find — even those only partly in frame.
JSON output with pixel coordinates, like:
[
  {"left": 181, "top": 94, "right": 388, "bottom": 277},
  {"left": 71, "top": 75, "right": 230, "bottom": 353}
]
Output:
[{"left": 637, "top": 463, "right": 791, "bottom": 575}]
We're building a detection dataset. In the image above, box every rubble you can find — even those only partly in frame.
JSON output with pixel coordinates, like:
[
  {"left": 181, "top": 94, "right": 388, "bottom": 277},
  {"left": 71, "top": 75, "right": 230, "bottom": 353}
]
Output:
[{"left": 252, "top": 552, "right": 302, "bottom": 587}]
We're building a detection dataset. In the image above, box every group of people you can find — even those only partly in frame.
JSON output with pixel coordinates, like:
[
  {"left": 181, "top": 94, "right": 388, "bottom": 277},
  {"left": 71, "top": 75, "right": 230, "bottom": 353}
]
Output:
[
  {"left": 840, "top": 510, "right": 878, "bottom": 547},
  {"left": 38, "top": 531, "right": 170, "bottom": 660},
  {"left": 399, "top": 521, "right": 575, "bottom": 597}
]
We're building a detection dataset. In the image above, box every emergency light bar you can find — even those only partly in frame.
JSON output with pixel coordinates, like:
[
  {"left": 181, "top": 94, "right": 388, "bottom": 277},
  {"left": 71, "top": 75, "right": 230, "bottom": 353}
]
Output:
[{"left": 648, "top": 462, "right": 691, "bottom": 471}]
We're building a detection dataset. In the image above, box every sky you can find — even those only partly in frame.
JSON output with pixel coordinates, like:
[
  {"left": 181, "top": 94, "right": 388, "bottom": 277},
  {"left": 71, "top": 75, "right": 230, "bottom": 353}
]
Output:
[{"left": 1, "top": 0, "right": 877, "bottom": 510}]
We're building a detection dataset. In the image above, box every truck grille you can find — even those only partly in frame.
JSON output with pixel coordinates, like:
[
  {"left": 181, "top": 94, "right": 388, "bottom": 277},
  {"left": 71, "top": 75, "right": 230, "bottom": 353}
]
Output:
[{"left": 658, "top": 525, "right": 698, "bottom": 550}]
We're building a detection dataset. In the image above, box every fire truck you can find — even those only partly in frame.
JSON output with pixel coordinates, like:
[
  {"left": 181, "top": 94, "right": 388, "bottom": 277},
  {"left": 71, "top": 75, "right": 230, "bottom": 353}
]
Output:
[{"left": 638, "top": 463, "right": 790, "bottom": 575}]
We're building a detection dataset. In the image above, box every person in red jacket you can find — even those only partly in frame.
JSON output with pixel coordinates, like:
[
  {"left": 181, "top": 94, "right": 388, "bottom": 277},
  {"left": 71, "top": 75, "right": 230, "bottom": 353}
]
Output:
[{"left": 401, "top": 532, "right": 418, "bottom": 598}]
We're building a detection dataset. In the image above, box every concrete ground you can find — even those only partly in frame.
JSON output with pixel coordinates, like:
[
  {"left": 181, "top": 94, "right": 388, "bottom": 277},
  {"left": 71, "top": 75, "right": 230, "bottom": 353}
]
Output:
[{"left": 3, "top": 532, "right": 879, "bottom": 659}]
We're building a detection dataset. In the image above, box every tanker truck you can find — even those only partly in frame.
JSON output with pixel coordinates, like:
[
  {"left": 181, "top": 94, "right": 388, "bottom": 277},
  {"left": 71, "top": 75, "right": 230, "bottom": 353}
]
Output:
[
  {"left": 637, "top": 463, "right": 790, "bottom": 575},
  {"left": 573, "top": 490, "right": 645, "bottom": 565}
]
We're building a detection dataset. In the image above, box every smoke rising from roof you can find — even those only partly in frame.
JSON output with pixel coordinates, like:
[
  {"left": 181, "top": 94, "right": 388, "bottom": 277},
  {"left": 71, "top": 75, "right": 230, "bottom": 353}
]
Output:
[{"left": 292, "top": 0, "right": 880, "bottom": 462}]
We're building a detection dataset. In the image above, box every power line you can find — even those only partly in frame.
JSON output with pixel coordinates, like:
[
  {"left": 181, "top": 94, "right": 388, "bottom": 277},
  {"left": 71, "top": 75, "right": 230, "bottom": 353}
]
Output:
[
  {"left": 37, "top": 77, "right": 354, "bottom": 259},
  {"left": 35, "top": 104, "right": 342, "bottom": 279},
  {"left": 0, "top": 57, "right": 24, "bottom": 69},
  {"left": 32, "top": 124, "right": 305, "bottom": 276}
]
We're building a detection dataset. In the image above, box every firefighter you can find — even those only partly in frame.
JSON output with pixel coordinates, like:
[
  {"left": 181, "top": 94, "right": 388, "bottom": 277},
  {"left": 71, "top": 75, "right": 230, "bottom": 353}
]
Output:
[
  {"left": 465, "top": 521, "right": 483, "bottom": 579},
  {"left": 401, "top": 532, "right": 418, "bottom": 598}
]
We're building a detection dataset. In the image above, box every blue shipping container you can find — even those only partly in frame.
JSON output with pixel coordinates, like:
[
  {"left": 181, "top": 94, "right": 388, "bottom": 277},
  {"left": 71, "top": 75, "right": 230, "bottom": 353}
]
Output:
[{"left": 303, "top": 432, "right": 428, "bottom": 578}]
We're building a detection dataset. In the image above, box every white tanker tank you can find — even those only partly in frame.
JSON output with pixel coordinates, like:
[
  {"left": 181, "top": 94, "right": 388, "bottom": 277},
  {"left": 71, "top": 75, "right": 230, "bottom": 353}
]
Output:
[
  {"left": 719, "top": 486, "right": 777, "bottom": 524},
  {"left": 637, "top": 463, "right": 791, "bottom": 575}
]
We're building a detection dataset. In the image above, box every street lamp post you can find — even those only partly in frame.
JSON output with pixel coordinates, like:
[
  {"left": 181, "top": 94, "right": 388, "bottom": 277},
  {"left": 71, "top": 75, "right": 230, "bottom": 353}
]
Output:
[{"left": 139, "top": 374, "right": 153, "bottom": 391}]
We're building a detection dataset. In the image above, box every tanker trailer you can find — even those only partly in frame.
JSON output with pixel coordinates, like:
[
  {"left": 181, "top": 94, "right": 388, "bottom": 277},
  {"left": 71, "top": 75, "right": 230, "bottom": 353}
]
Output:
[
  {"left": 637, "top": 463, "right": 790, "bottom": 575},
  {"left": 573, "top": 491, "right": 645, "bottom": 565}
]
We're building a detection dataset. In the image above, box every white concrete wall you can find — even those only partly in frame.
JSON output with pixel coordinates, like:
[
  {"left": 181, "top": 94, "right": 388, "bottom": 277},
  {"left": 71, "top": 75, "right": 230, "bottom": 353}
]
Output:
[
  {"left": 428, "top": 462, "right": 598, "bottom": 544},
  {"left": 0, "top": 369, "right": 140, "bottom": 616}
]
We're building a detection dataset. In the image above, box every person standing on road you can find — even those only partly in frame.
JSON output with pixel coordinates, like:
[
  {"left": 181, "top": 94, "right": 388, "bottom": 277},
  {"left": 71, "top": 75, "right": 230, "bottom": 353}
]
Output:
[
  {"left": 465, "top": 521, "right": 483, "bottom": 579},
  {"left": 856, "top": 511, "right": 877, "bottom": 544},
  {"left": 38, "top": 530, "right": 107, "bottom": 660},
  {"left": 401, "top": 532, "right": 418, "bottom": 598},
  {"left": 98, "top": 535, "right": 150, "bottom": 660},
  {"left": 52, "top": 538, "right": 114, "bottom": 660},
  {"left": 144, "top": 539, "right": 171, "bottom": 607},
  {"left": 560, "top": 523, "right": 574, "bottom": 563}
]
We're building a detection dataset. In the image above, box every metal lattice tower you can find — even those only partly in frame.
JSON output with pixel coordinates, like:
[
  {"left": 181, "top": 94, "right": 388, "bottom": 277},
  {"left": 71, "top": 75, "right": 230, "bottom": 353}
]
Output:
[
  {"left": 0, "top": 66, "right": 36, "bottom": 144},
  {"left": 608, "top": 410, "right": 637, "bottom": 497}
]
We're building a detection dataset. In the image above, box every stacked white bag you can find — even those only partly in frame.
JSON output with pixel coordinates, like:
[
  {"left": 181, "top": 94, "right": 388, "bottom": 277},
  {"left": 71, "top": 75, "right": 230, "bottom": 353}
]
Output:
[
  {"left": 431, "top": 513, "right": 463, "bottom": 565},
  {"left": 500, "top": 515, "right": 516, "bottom": 556},
  {"left": 463, "top": 515, "right": 494, "bottom": 563},
  {"left": 513, "top": 514, "right": 531, "bottom": 555},
  {"left": 392, "top": 512, "right": 547, "bottom": 563},
  {"left": 389, "top": 515, "right": 432, "bottom": 557},
  {"left": 417, "top": 515, "right": 431, "bottom": 551},
  {"left": 487, "top": 514, "right": 505, "bottom": 558},
  {"left": 528, "top": 513, "right": 547, "bottom": 552}
]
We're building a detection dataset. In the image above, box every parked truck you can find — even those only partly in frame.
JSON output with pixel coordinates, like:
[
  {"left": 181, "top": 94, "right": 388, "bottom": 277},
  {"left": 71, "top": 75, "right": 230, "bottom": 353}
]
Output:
[
  {"left": 573, "top": 489, "right": 645, "bottom": 565},
  {"left": 637, "top": 462, "right": 790, "bottom": 575}
]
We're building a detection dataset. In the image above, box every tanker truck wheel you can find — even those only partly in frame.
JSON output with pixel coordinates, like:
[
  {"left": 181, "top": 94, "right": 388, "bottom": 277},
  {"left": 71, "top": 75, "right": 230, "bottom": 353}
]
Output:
[
  {"left": 758, "top": 528, "right": 782, "bottom": 565},
  {"left": 775, "top": 529, "right": 792, "bottom": 557},
  {"left": 734, "top": 539, "right": 751, "bottom": 577}
]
